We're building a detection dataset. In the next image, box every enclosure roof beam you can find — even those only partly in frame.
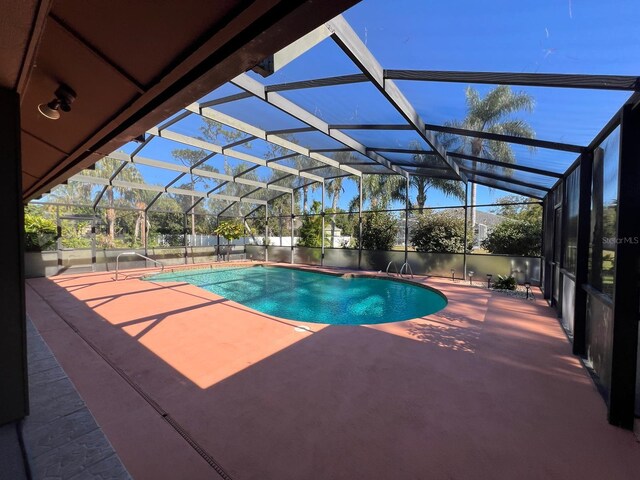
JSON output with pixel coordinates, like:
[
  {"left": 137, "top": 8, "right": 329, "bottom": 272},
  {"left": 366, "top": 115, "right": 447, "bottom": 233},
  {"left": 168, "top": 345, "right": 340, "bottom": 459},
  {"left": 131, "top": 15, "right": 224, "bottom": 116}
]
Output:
[
  {"left": 200, "top": 92, "right": 253, "bottom": 108},
  {"left": 332, "top": 120, "right": 586, "bottom": 154},
  {"left": 469, "top": 177, "right": 545, "bottom": 200},
  {"left": 240, "top": 187, "right": 263, "bottom": 200},
  {"left": 424, "top": 123, "right": 585, "bottom": 153},
  {"left": 308, "top": 147, "right": 353, "bottom": 153},
  {"left": 380, "top": 161, "right": 449, "bottom": 170},
  {"left": 87, "top": 150, "right": 134, "bottom": 209},
  {"left": 126, "top": 154, "right": 293, "bottom": 194},
  {"left": 267, "top": 173, "right": 293, "bottom": 186},
  {"left": 326, "top": 16, "right": 466, "bottom": 183},
  {"left": 265, "top": 127, "right": 315, "bottom": 135},
  {"left": 146, "top": 126, "right": 324, "bottom": 183},
  {"left": 368, "top": 147, "right": 435, "bottom": 155},
  {"left": 102, "top": 150, "right": 290, "bottom": 212},
  {"left": 330, "top": 124, "right": 413, "bottom": 131},
  {"left": 92, "top": 186, "right": 109, "bottom": 210},
  {"left": 230, "top": 73, "right": 406, "bottom": 177},
  {"left": 405, "top": 170, "right": 460, "bottom": 180},
  {"left": 266, "top": 190, "right": 290, "bottom": 206},
  {"left": 186, "top": 181, "right": 229, "bottom": 214},
  {"left": 332, "top": 119, "right": 587, "bottom": 155},
  {"left": 458, "top": 166, "right": 551, "bottom": 192},
  {"left": 157, "top": 110, "right": 192, "bottom": 132},
  {"left": 70, "top": 175, "right": 267, "bottom": 206},
  {"left": 234, "top": 164, "right": 260, "bottom": 178},
  {"left": 144, "top": 191, "right": 167, "bottom": 214},
  {"left": 322, "top": 172, "right": 356, "bottom": 181},
  {"left": 244, "top": 204, "right": 265, "bottom": 219},
  {"left": 186, "top": 103, "right": 362, "bottom": 177},
  {"left": 266, "top": 70, "right": 640, "bottom": 94},
  {"left": 150, "top": 152, "right": 217, "bottom": 214},
  {"left": 217, "top": 201, "right": 238, "bottom": 217},
  {"left": 266, "top": 153, "right": 299, "bottom": 163},
  {"left": 253, "top": 23, "right": 333, "bottom": 77},
  {"left": 223, "top": 135, "right": 258, "bottom": 150},
  {"left": 384, "top": 70, "right": 640, "bottom": 91},
  {"left": 448, "top": 152, "right": 564, "bottom": 179},
  {"left": 265, "top": 73, "right": 368, "bottom": 92},
  {"left": 146, "top": 170, "right": 189, "bottom": 213},
  {"left": 293, "top": 179, "right": 320, "bottom": 191}
]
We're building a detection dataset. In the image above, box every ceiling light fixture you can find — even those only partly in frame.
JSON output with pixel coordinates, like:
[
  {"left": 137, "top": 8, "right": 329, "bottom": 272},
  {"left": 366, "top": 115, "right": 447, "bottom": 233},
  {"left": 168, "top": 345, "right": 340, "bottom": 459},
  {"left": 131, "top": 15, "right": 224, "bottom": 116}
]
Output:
[{"left": 38, "top": 84, "right": 77, "bottom": 120}]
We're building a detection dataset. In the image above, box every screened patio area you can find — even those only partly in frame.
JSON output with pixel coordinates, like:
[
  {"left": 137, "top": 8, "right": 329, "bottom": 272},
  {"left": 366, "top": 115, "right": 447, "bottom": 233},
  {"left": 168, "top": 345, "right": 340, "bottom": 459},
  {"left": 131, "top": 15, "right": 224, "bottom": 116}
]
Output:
[{"left": 20, "top": 3, "right": 640, "bottom": 478}]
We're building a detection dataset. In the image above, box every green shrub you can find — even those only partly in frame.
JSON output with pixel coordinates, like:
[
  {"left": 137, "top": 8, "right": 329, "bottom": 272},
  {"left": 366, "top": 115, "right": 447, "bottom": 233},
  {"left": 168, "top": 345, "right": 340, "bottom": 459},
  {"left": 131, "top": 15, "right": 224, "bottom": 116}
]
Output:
[
  {"left": 24, "top": 211, "right": 57, "bottom": 252},
  {"left": 357, "top": 212, "right": 398, "bottom": 250},
  {"left": 297, "top": 214, "right": 323, "bottom": 247},
  {"left": 410, "top": 211, "right": 465, "bottom": 253},
  {"left": 481, "top": 219, "right": 541, "bottom": 256},
  {"left": 492, "top": 275, "right": 517, "bottom": 290}
]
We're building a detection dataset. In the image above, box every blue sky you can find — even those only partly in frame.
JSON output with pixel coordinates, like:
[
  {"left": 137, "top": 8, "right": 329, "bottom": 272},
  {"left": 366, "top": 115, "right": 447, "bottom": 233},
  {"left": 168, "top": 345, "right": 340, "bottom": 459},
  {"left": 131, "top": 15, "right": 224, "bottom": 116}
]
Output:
[{"left": 109, "top": 0, "right": 638, "bottom": 213}]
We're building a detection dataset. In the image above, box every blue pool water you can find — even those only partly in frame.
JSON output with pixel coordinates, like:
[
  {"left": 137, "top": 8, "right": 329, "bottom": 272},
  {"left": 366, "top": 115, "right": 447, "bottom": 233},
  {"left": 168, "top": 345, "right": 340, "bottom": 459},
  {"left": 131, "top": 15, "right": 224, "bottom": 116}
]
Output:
[{"left": 146, "top": 266, "right": 447, "bottom": 325}]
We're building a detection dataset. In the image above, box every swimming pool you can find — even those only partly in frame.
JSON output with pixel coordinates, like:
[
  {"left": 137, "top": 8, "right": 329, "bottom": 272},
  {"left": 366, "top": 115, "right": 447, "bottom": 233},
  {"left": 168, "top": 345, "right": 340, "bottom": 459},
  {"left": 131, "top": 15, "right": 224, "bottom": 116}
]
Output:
[{"left": 146, "top": 266, "right": 447, "bottom": 325}]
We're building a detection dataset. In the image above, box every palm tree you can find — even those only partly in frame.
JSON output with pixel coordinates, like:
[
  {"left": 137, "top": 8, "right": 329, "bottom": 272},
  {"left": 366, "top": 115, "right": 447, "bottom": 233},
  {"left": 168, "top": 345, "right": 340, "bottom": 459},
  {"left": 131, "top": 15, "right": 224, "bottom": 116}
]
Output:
[
  {"left": 348, "top": 173, "right": 405, "bottom": 212},
  {"left": 442, "top": 85, "right": 535, "bottom": 227},
  {"left": 172, "top": 117, "right": 247, "bottom": 236},
  {"left": 325, "top": 151, "right": 352, "bottom": 246},
  {"left": 408, "top": 141, "right": 465, "bottom": 212},
  {"left": 411, "top": 176, "right": 465, "bottom": 213},
  {"left": 325, "top": 175, "right": 344, "bottom": 247}
]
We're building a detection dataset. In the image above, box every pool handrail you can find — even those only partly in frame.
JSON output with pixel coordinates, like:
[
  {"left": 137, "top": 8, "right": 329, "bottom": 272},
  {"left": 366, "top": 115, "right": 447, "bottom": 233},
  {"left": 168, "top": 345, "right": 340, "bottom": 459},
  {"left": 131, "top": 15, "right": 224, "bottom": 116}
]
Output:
[
  {"left": 385, "top": 261, "right": 399, "bottom": 277},
  {"left": 400, "top": 262, "right": 414, "bottom": 279},
  {"left": 115, "top": 251, "right": 165, "bottom": 280}
]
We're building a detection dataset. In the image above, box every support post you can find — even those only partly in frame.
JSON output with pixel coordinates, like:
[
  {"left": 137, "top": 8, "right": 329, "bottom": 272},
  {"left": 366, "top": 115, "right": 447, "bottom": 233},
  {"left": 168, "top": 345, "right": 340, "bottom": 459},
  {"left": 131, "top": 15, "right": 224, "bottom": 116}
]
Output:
[
  {"left": 321, "top": 182, "right": 325, "bottom": 266},
  {"left": 542, "top": 197, "right": 554, "bottom": 299},
  {"left": 264, "top": 205, "right": 269, "bottom": 262},
  {"left": 358, "top": 175, "right": 363, "bottom": 269},
  {"left": 91, "top": 215, "right": 96, "bottom": 271},
  {"left": 608, "top": 104, "right": 640, "bottom": 429},
  {"left": 0, "top": 87, "right": 28, "bottom": 424},
  {"left": 463, "top": 182, "right": 469, "bottom": 280},
  {"left": 291, "top": 193, "right": 295, "bottom": 264},
  {"left": 183, "top": 213, "right": 188, "bottom": 264},
  {"left": 573, "top": 153, "right": 593, "bottom": 356},
  {"left": 216, "top": 215, "right": 220, "bottom": 261},
  {"left": 404, "top": 175, "right": 409, "bottom": 265}
]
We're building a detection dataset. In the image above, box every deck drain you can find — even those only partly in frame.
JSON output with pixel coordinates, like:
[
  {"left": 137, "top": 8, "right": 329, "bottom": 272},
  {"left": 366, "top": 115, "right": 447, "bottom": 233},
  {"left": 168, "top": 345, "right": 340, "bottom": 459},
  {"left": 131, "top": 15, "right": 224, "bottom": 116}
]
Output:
[{"left": 295, "top": 325, "right": 311, "bottom": 333}]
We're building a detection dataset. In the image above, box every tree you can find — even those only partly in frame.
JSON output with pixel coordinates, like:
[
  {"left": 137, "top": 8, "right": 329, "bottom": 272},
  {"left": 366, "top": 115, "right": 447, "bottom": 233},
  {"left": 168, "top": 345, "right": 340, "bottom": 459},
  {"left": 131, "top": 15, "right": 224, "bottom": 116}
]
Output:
[
  {"left": 481, "top": 196, "right": 542, "bottom": 256},
  {"left": 410, "top": 211, "right": 466, "bottom": 253},
  {"left": 348, "top": 173, "right": 406, "bottom": 212},
  {"left": 441, "top": 86, "right": 535, "bottom": 227},
  {"left": 171, "top": 118, "right": 247, "bottom": 236},
  {"left": 358, "top": 212, "right": 399, "bottom": 250},
  {"left": 147, "top": 195, "right": 184, "bottom": 247},
  {"left": 297, "top": 201, "right": 324, "bottom": 247},
  {"left": 408, "top": 141, "right": 465, "bottom": 212},
  {"left": 214, "top": 220, "right": 245, "bottom": 260},
  {"left": 326, "top": 158, "right": 347, "bottom": 246},
  {"left": 87, "top": 157, "right": 146, "bottom": 246}
]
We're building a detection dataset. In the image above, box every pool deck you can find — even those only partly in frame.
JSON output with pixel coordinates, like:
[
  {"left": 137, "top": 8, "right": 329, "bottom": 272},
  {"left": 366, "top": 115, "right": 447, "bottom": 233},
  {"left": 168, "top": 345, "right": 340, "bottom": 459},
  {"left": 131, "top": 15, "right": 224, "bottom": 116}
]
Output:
[{"left": 26, "top": 262, "right": 640, "bottom": 479}]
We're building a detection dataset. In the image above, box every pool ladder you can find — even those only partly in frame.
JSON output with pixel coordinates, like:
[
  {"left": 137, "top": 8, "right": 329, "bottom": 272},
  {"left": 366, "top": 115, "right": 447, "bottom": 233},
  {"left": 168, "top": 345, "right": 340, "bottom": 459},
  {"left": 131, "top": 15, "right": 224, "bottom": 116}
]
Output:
[
  {"left": 115, "top": 251, "right": 165, "bottom": 280},
  {"left": 385, "top": 261, "right": 414, "bottom": 279},
  {"left": 385, "top": 261, "right": 399, "bottom": 277},
  {"left": 400, "top": 262, "right": 414, "bottom": 279}
]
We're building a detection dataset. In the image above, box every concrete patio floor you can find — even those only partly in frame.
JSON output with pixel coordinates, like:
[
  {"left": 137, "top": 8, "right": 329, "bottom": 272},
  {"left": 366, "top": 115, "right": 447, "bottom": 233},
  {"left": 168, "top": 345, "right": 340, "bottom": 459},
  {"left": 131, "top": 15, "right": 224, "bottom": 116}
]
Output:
[{"left": 25, "top": 263, "right": 640, "bottom": 479}]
